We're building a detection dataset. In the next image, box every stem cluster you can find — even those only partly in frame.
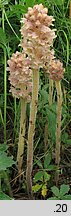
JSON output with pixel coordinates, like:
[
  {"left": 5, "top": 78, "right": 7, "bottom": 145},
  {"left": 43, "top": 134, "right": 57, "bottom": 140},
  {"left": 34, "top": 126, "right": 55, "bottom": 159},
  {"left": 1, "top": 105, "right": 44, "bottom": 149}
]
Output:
[{"left": 8, "top": 3, "right": 65, "bottom": 198}]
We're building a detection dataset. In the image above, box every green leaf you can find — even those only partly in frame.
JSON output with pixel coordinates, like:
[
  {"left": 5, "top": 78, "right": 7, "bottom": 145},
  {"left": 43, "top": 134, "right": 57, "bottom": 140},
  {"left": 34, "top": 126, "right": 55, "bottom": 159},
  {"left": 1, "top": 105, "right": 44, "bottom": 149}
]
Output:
[
  {"left": 48, "top": 0, "right": 64, "bottom": 5},
  {"left": 0, "top": 144, "right": 8, "bottom": 154},
  {"left": 32, "top": 184, "right": 42, "bottom": 193},
  {"left": 25, "top": 0, "right": 35, "bottom": 7},
  {"left": 62, "top": 195, "right": 71, "bottom": 200},
  {"left": 35, "top": 0, "right": 48, "bottom": 5},
  {"left": 48, "top": 197, "right": 59, "bottom": 200},
  {"left": 44, "top": 153, "right": 51, "bottom": 169},
  {"left": 0, "top": 152, "right": 15, "bottom": 171},
  {"left": 47, "top": 165, "right": 57, "bottom": 171},
  {"left": 0, "top": 0, "right": 9, "bottom": 7},
  {"left": 33, "top": 171, "right": 44, "bottom": 183},
  {"left": 40, "top": 89, "right": 48, "bottom": 105},
  {"left": 0, "top": 192, "right": 12, "bottom": 200},
  {"left": 51, "top": 186, "right": 60, "bottom": 197},
  {"left": 43, "top": 172, "right": 50, "bottom": 181},
  {"left": 60, "top": 184, "right": 70, "bottom": 196},
  {"left": 62, "top": 133, "right": 69, "bottom": 144},
  {"left": 35, "top": 159, "right": 43, "bottom": 169},
  {"left": 66, "top": 139, "right": 71, "bottom": 145},
  {"left": 41, "top": 184, "right": 47, "bottom": 197},
  {"left": 46, "top": 104, "right": 56, "bottom": 143},
  {"left": 8, "top": 5, "right": 26, "bottom": 17}
]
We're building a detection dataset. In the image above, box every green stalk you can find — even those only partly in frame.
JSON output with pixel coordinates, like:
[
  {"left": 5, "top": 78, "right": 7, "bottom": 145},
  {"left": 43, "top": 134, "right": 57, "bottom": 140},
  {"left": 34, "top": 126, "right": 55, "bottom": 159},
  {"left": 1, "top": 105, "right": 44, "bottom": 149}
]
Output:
[
  {"left": 0, "top": 173, "right": 1, "bottom": 192},
  {"left": 4, "top": 10, "right": 20, "bottom": 41},
  {"left": 2, "top": 7, "right": 7, "bottom": 143},
  {"left": 69, "top": 0, "right": 71, "bottom": 18},
  {"left": 4, "top": 50, "right": 7, "bottom": 143},
  {"left": 2, "top": 171, "right": 13, "bottom": 197},
  {"left": 49, "top": 78, "right": 53, "bottom": 106},
  {"left": 0, "top": 108, "right": 4, "bottom": 126},
  {"left": 44, "top": 121, "right": 48, "bottom": 152},
  {"left": 26, "top": 70, "right": 39, "bottom": 199},
  {"left": 17, "top": 98, "right": 26, "bottom": 175},
  {"left": 13, "top": 98, "right": 17, "bottom": 139},
  {"left": 46, "top": 79, "right": 53, "bottom": 153},
  {"left": 2, "top": 6, "right": 4, "bottom": 30},
  {"left": 14, "top": 98, "right": 17, "bottom": 129},
  {"left": 55, "top": 81, "right": 62, "bottom": 184}
]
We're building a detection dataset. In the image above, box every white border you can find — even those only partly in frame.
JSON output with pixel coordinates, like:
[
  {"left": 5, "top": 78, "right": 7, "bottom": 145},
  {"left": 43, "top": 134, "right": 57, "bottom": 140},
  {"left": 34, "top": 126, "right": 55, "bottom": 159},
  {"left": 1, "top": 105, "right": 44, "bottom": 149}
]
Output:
[{"left": 0, "top": 200, "right": 71, "bottom": 216}]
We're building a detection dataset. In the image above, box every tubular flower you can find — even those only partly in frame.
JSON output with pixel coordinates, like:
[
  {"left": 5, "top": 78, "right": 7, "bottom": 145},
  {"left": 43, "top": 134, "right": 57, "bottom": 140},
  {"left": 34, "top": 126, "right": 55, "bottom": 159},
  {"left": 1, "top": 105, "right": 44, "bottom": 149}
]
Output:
[
  {"left": 20, "top": 4, "right": 56, "bottom": 69},
  {"left": 48, "top": 59, "right": 65, "bottom": 81},
  {"left": 7, "top": 51, "right": 32, "bottom": 101}
]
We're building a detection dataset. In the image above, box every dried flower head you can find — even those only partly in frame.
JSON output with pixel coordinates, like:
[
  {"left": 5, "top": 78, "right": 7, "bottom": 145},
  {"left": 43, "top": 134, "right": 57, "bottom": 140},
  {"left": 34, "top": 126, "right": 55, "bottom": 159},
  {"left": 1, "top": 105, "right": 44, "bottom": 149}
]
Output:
[
  {"left": 48, "top": 59, "right": 64, "bottom": 81},
  {"left": 20, "top": 4, "right": 56, "bottom": 69},
  {"left": 7, "top": 51, "right": 32, "bottom": 101}
]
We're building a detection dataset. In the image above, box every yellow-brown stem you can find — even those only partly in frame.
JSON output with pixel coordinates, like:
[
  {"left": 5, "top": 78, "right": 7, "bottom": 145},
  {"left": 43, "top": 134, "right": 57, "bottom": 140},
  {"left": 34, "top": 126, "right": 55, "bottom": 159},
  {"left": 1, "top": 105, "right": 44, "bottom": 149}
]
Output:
[
  {"left": 55, "top": 81, "right": 62, "bottom": 182},
  {"left": 49, "top": 79, "right": 53, "bottom": 106},
  {"left": 48, "top": 79, "right": 53, "bottom": 153},
  {"left": 69, "top": 0, "right": 71, "bottom": 18},
  {"left": 26, "top": 70, "right": 39, "bottom": 199},
  {"left": 17, "top": 98, "right": 26, "bottom": 175},
  {"left": 63, "top": 86, "right": 66, "bottom": 105}
]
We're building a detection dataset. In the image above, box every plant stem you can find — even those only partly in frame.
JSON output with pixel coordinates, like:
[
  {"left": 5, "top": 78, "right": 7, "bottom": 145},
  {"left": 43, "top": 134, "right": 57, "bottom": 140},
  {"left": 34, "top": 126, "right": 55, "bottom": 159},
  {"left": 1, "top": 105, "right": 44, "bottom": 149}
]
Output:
[
  {"left": 44, "top": 121, "right": 48, "bottom": 152},
  {"left": 55, "top": 81, "right": 62, "bottom": 183},
  {"left": 2, "top": 171, "right": 13, "bottom": 197},
  {"left": 4, "top": 50, "right": 7, "bottom": 143},
  {"left": 49, "top": 79, "right": 53, "bottom": 106},
  {"left": 44, "top": 79, "right": 53, "bottom": 152},
  {"left": 2, "top": 7, "right": 7, "bottom": 143},
  {"left": 69, "top": 0, "right": 71, "bottom": 18},
  {"left": 4, "top": 10, "right": 20, "bottom": 41},
  {"left": 26, "top": 70, "right": 39, "bottom": 199},
  {"left": 0, "top": 173, "right": 1, "bottom": 192},
  {"left": 14, "top": 98, "right": 17, "bottom": 130},
  {"left": 17, "top": 98, "right": 26, "bottom": 175},
  {"left": 13, "top": 98, "right": 17, "bottom": 140},
  {"left": 48, "top": 79, "right": 53, "bottom": 153}
]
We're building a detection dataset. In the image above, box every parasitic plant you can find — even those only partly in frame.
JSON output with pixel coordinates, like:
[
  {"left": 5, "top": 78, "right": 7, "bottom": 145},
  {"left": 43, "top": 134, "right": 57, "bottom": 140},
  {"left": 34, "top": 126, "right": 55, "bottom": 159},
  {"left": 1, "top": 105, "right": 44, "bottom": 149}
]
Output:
[
  {"left": 7, "top": 51, "right": 32, "bottom": 175},
  {"left": 7, "top": 3, "right": 65, "bottom": 197},
  {"left": 48, "top": 59, "right": 64, "bottom": 183},
  {"left": 20, "top": 3, "right": 56, "bottom": 197}
]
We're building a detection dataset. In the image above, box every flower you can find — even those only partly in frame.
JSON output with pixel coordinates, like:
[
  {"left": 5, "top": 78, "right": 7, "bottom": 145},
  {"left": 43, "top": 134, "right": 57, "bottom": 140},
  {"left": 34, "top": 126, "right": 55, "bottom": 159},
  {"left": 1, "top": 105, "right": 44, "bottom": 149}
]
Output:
[
  {"left": 7, "top": 51, "right": 32, "bottom": 101},
  {"left": 20, "top": 4, "right": 56, "bottom": 70},
  {"left": 47, "top": 59, "right": 64, "bottom": 81}
]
